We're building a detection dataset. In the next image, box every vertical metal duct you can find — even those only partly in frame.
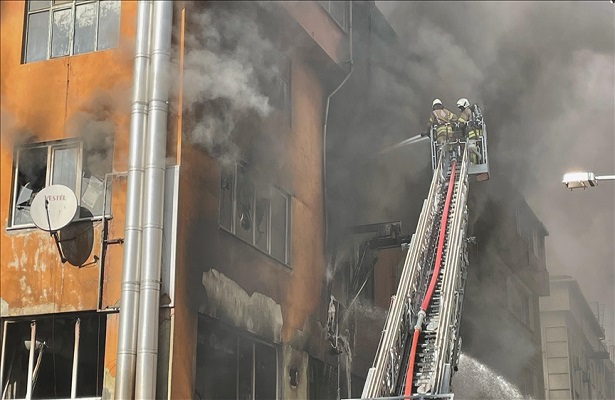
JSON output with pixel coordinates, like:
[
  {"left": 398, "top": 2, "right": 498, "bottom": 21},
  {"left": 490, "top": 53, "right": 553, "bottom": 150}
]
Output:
[
  {"left": 135, "top": 1, "right": 173, "bottom": 398},
  {"left": 323, "top": 0, "right": 353, "bottom": 252},
  {"left": 116, "top": 1, "right": 153, "bottom": 398}
]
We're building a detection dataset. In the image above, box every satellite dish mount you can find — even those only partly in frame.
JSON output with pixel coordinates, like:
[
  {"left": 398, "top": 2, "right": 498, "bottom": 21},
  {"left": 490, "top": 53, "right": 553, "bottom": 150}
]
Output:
[{"left": 30, "top": 185, "right": 79, "bottom": 264}]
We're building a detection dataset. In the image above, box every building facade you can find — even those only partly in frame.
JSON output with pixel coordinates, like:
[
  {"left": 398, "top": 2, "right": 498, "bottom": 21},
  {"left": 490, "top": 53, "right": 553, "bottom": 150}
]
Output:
[
  {"left": 458, "top": 177, "right": 551, "bottom": 399},
  {"left": 540, "top": 275, "right": 615, "bottom": 400}
]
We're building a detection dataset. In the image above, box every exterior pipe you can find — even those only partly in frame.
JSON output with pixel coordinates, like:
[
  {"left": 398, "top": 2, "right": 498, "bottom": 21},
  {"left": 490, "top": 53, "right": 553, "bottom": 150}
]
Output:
[
  {"left": 116, "top": 1, "right": 153, "bottom": 398},
  {"left": 134, "top": 1, "right": 173, "bottom": 398},
  {"left": 323, "top": 0, "right": 353, "bottom": 250},
  {"left": 0, "top": 321, "right": 7, "bottom": 399},
  {"left": 25, "top": 322, "right": 36, "bottom": 400},
  {"left": 71, "top": 318, "right": 80, "bottom": 399}
]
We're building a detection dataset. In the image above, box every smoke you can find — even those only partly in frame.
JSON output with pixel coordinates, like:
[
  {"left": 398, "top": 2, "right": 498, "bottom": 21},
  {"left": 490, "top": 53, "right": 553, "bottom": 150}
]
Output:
[
  {"left": 0, "top": 109, "right": 35, "bottom": 149},
  {"left": 67, "top": 87, "right": 128, "bottom": 177},
  {"left": 180, "top": 1, "right": 285, "bottom": 168},
  {"left": 368, "top": 1, "right": 614, "bottom": 341}
]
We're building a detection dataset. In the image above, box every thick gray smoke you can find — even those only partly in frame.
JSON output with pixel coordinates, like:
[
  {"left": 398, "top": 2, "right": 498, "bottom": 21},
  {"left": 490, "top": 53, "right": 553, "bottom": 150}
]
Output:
[
  {"left": 180, "top": 1, "right": 285, "bottom": 168},
  {"left": 0, "top": 109, "right": 34, "bottom": 149},
  {"left": 67, "top": 87, "right": 128, "bottom": 177},
  {"left": 373, "top": 1, "right": 614, "bottom": 342}
]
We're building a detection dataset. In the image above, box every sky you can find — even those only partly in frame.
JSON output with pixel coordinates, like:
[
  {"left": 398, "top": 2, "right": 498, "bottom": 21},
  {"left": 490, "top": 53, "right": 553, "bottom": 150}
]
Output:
[{"left": 375, "top": 1, "right": 615, "bottom": 343}]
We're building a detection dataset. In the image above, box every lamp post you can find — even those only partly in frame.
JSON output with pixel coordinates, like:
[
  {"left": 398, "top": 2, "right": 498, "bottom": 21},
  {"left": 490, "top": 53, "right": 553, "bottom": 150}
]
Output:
[{"left": 562, "top": 171, "right": 615, "bottom": 190}]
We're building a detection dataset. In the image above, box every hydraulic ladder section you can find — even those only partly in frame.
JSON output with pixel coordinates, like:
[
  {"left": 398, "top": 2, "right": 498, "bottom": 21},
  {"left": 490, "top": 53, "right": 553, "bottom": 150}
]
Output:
[{"left": 361, "top": 149, "right": 470, "bottom": 400}]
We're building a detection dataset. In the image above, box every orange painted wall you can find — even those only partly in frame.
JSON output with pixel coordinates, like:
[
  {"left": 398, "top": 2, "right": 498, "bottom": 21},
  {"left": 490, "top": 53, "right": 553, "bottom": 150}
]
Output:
[{"left": 0, "top": 0, "right": 135, "bottom": 315}]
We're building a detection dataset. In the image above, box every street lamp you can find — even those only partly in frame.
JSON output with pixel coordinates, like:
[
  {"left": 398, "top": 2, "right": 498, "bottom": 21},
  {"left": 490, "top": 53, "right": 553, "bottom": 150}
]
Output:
[{"left": 562, "top": 171, "right": 615, "bottom": 190}]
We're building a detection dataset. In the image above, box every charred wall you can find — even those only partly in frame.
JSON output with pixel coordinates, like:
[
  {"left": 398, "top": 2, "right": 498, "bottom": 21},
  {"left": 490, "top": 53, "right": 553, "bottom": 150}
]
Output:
[{"left": 169, "top": 2, "right": 348, "bottom": 397}]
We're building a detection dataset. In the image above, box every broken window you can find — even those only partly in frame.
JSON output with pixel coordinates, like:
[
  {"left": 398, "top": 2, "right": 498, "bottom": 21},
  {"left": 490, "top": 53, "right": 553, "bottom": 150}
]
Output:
[
  {"left": 9, "top": 138, "right": 113, "bottom": 228},
  {"left": 194, "top": 317, "right": 278, "bottom": 400},
  {"left": 0, "top": 313, "right": 106, "bottom": 399},
  {"left": 219, "top": 163, "right": 291, "bottom": 265},
  {"left": 24, "top": 0, "right": 121, "bottom": 63}
]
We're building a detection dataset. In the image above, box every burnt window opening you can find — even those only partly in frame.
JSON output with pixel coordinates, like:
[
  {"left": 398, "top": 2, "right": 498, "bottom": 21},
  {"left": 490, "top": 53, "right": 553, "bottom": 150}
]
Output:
[
  {"left": 194, "top": 316, "right": 278, "bottom": 400},
  {"left": 318, "top": 1, "right": 349, "bottom": 31},
  {"left": 219, "top": 163, "right": 291, "bottom": 265},
  {"left": 308, "top": 356, "right": 349, "bottom": 400},
  {"left": 0, "top": 313, "right": 106, "bottom": 399},
  {"left": 9, "top": 138, "right": 114, "bottom": 229},
  {"left": 23, "top": 0, "right": 121, "bottom": 64}
]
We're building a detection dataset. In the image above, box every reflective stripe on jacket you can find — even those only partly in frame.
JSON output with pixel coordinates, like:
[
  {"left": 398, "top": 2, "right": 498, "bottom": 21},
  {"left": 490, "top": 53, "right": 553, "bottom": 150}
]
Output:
[
  {"left": 457, "top": 107, "right": 480, "bottom": 139},
  {"left": 429, "top": 108, "right": 457, "bottom": 127}
]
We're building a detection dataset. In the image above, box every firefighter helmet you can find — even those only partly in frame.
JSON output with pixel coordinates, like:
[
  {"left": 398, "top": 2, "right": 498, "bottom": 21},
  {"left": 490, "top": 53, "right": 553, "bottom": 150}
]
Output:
[
  {"left": 457, "top": 98, "right": 470, "bottom": 109},
  {"left": 432, "top": 98, "right": 443, "bottom": 108}
]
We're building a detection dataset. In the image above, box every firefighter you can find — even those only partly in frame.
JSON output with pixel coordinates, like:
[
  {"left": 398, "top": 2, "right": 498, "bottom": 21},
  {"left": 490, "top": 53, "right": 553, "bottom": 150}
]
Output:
[
  {"left": 456, "top": 98, "right": 482, "bottom": 164},
  {"left": 428, "top": 99, "right": 457, "bottom": 145}
]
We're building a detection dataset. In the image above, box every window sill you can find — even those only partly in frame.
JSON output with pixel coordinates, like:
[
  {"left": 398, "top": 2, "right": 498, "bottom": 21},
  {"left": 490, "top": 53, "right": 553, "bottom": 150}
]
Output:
[
  {"left": 218, "top": 226, "right": 292, "bottom": 269},
  {"left": 5, "top": 214, "right": 112, "bottom": 232}
]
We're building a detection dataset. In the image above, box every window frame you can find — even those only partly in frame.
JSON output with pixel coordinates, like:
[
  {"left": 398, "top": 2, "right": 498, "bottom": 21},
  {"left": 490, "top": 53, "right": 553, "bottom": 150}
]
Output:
[
  {"left": 7, "top": 138, "right": 111, "bottom": 230},
  {"left": 506, "top": 276, "right": 535, "bottom": 331},
  {"left": 195, "top": 316, "right": 280, "bottom": 400},
  {"left": 0, "top": 313, "right": 106, "bottom": 399},
  {"left": 218, "top": 162, "right": 292, "bottom": 266},
  {"left": 317, "top": 1, "right": 349, "bottom": 31},
  {"left": 23, "top": 0, "right": 120, "bottom": 63}
]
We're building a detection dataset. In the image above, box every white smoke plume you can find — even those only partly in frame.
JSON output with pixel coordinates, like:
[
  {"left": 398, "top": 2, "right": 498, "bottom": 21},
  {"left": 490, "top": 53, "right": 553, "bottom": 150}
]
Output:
[{"left": 179, "top": 1, "right": 284, "bottom": 168}]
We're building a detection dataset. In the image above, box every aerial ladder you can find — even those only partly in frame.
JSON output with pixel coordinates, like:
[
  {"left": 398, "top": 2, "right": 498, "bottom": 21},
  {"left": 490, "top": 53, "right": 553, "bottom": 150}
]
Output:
[{"left": 360, "top": 113, "right": 490, "bottom": 400}]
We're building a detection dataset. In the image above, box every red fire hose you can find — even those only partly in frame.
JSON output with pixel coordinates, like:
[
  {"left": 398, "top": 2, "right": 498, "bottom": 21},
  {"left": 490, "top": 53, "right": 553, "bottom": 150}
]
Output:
[{"left": 404, "top": 160, "right": 457, "bottom": 397}]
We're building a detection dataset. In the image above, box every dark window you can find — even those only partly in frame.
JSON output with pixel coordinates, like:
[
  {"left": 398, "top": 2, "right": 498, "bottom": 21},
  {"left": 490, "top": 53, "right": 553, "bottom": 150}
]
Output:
[
  {"left": 194, "top": 317, "right": 278, "bottom": 400},
  {"left": 308, "top": 356, "right": 343, "bottom": 400},
  {"left": 506, "top": 277, "right": 534, "bottom": 330},
  {"left": 318, "top": 1, "right": 348, "bottom": 30},
  {"left": 262, "top": 53, "right": 291, "bottom": 124},
  {"left": 219, "top": 163, "right": 291, "bottom": 265},
  {"left": 0, "top": 313, "right": 106, "bottom": 399},
  {"left": 9, "top": 138, "right": 113, "bottom": 228},
  {"left": 23, "top": 0, "right": 120, "bottom": 63}
]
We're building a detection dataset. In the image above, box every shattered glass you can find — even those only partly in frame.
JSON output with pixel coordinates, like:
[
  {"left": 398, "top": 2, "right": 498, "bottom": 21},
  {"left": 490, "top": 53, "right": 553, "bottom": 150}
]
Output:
[
  {"left": 255, "top": 188, "right": 270, "bottom": 252},
  {"left": 12, "top": 147, "right": 48, "bottom": 226}
]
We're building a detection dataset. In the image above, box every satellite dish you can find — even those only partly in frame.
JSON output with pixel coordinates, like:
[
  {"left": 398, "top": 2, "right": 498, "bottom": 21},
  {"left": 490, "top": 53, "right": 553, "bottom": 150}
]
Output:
[{"left": 30, "top": 185, "right": 78, "bottom": 232}]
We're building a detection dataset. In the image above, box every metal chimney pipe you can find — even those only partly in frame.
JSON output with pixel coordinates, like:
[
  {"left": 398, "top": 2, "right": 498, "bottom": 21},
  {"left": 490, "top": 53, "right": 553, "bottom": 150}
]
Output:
[
  {"left": 135, "top": 1, "right": 173, "bottom": 398},
  {"left": 116, "top": 1, "right": 153, "bottom": 398}
]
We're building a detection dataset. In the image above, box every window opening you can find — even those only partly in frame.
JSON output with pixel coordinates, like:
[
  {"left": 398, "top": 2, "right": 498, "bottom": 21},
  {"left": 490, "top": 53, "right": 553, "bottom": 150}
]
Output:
[
  {"left": 219, "top": 163, "right": 291, "bottom": 265},
  {"left": 0, "top": 313, "right": 106, "bottom": 399},
  {"left": 9, "top": 138, "right": 113, "bottom": 228},
  {"left": 318, "top": 1, "right": 348, "bottom": 30},
  {"left": 262, "top": 53, "right": 291, "bottom": 124},
  {"left": 194, "top": 317, "right": 278, "bottom": 400},
  {"left": 24, "top": 0, "right": 120, "bottom": 63}
]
